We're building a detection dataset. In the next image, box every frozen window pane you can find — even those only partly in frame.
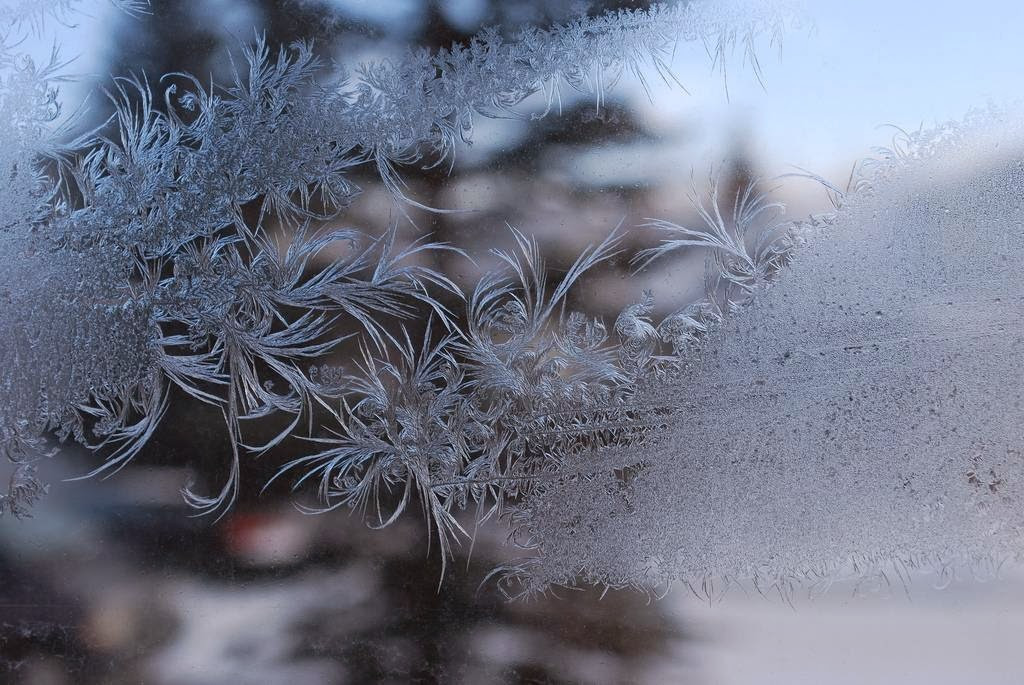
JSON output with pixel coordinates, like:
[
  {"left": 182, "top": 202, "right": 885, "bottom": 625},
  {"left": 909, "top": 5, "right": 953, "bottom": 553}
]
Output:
[
  {"left": 517, "top": 115, "right": 1024, "bottom": 598},
  {"left": 3, "top": 0, "right": 1024, "bottom": 683}
]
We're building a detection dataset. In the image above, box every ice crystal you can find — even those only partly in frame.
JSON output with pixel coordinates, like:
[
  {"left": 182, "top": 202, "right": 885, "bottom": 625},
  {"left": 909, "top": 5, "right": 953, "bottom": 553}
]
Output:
[
  {"left": 11, "top": 0, "right": 1023, "bottom": 606},
  {"left": 0, "top": 0, "right": 148, "bottom": 32},
  {"left": 0, "top": 0, "right": 794, "bottom": 528},
  {"left": 510, "top": 112, "right": 1024, "bottom": 599}
]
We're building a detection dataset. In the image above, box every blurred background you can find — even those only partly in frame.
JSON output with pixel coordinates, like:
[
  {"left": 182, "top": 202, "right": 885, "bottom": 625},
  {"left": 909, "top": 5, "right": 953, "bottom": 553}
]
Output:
[{"left": 5, "top": 0, "right": 1024, "bottom": 683}]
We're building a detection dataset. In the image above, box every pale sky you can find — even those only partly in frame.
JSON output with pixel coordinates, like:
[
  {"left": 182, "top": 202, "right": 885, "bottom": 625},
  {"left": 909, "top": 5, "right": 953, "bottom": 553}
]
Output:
[
  {"left": 32, "top": 0, "right": 1024, "bottom": 174},
  {"left": 22, "top": 0, "right": 1024, "bottom": 207},
  {"left": 626, "top": 0, "right": 1024, "bottom": 179}
]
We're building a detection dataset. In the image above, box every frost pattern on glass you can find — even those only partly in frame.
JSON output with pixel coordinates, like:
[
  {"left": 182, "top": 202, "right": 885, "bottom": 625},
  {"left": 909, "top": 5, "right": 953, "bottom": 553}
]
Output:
[
  {"left": 0, "top": 0, "right": 148, "bottom": 30},
  {"left": 12, "top": 0, "right": 1024, "bottom": 605},
  {"left": 510, "top": 115, "right": 1024, "bottom": 599},
  {"left": 0, "top": 0, "right": 794, "bottom": 527}
]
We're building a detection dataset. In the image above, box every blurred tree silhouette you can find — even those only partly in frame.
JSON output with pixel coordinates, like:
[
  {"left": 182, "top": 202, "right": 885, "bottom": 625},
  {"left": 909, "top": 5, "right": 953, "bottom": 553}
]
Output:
[
  {"left": 92, "top": 0, "right": 698, "bottom": 509},
  {"left": 0, "top": 3, "right": 707, "bottom": 683}
]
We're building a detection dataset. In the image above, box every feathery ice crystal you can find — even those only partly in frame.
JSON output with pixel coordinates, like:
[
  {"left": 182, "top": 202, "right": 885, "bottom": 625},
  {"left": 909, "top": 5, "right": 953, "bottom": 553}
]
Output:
[{"left": 4, "top": 0, "right": 1023, "bottom": 601}]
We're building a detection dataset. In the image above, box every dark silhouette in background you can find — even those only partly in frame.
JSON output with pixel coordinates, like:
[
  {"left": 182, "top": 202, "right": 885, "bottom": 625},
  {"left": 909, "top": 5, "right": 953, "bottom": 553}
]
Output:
[{"left": 0, "top": 1, "right": 731, "bottom": 683}]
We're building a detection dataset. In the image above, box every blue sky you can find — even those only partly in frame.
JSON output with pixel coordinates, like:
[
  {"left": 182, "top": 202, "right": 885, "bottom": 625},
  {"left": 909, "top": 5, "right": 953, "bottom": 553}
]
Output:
[
  {"left": 29, "top": 0, "right": 1024, "bottom": 189},
  {"left": 627, "top": 0, "right": 1024, "bottom": 178}
]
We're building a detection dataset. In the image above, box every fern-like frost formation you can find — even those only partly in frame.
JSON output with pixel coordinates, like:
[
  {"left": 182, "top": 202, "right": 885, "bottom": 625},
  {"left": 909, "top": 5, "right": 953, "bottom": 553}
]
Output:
[
  {"left": 513, "top": 116, "right": 1024, "bottom": 599},
  {"left": 5, "top": 0, "right": 1024, "bottom": 602},
  {"left": 0, "top": 0, "right": 790, "bottom": 516}
]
